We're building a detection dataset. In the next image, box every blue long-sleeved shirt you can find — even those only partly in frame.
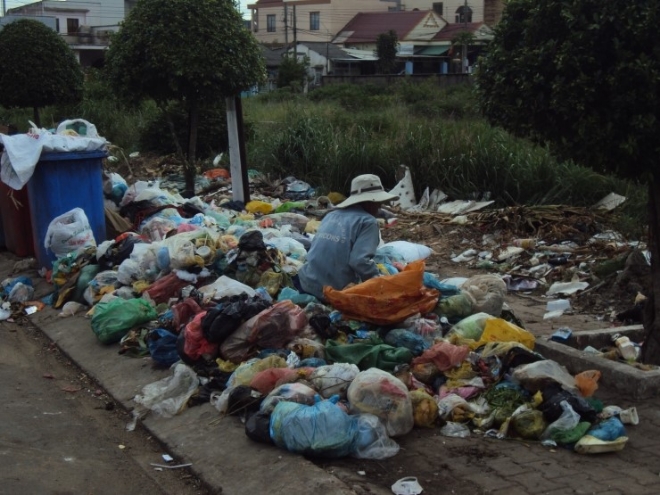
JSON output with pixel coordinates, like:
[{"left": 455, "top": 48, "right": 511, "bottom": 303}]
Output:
[{"left": 297, "top": 205, "right": 380, "bottom": 300}]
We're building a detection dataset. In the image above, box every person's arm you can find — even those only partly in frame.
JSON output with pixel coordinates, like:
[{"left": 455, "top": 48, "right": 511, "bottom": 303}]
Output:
[{"left": 348, "top": 219, "right": 381, "bottom": 281}]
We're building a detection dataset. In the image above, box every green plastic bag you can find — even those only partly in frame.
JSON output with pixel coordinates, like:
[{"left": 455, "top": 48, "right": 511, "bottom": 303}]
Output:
[{"left": 91, "top": 298, "right": 158, "bottom": 344}]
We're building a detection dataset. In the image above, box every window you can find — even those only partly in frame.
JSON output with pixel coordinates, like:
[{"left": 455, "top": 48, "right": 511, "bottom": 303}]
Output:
[
  {"left": 432, "top": 2, "right": 443, "bottom": 16},
  {"left": 66, "top": 18, "right": 79, "bottom": 34},
  {"left": 55, "top": 18, "right": 60, "bottom": 33},
  {"left": 310, "top": 12, "right": 320, "bottom": 31},
  {"left": 267, "top": 14, "right": 276, "bottom": 32},
  {"left": 455, "top": 6, "right": 472, "bottom": 23}
]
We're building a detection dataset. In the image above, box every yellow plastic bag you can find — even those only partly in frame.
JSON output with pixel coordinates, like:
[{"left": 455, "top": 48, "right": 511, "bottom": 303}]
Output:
[
  {"left": 323, "top": 261, "right": 439, "bottom": 325},
  {"left": 475, "top": 318, "right": 535, "bottom": 350},
  {"left": 304, "top": 219, "right": 321, "bottom": 234},
  {"left": 410, "top": 389, "right": 439, "bottom": 428},
  {"left": 246, "top": 200, "right": 274, "bottom": 215}
]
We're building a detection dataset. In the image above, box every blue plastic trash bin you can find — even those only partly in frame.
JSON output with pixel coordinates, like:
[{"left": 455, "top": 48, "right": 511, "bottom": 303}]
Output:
[{"left": 27, "top": 150, "right": 107, "bottom": 269}]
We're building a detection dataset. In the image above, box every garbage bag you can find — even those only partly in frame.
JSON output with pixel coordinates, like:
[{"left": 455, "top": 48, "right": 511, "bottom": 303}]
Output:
[
  {"left": 538, "top": 385, "right": 597, "bottom": 423},
  {"left": 446, "top": 312, "right": 492, "bottom": 342},
  {"left": 227, "top": 385, "right": 263, "bottom": 416},
  {"left": 44, "top": 207, "right": 96, "bottom": 258},
  {"left": 91, "top": 298, "right": 158, "bottom": 344},
  {"left": 310, "top": 363, "right": 360, "bottom": 399},
  {"left": 181, "top": 312, "right": 219, "bottom": 363},
  {"left": 260, "top": 383, "right": 318, "bottom": 414},
  {"left": 347, "top": 368, "right": 414, "bottom": 437},
  {"left": 476, "top": 318, "right": 535, "bottom": 350},
  {"left": 250, "top": 368, "right": 300, "bottom": 395},
  {"left": 541, "top": 400, "right": 580, "bottom": 441},
  {"left": 243, "top": 300, "right": 307, "bottom": 349},
  {"left": 147, "top": 328, "right": 180, "bottom": 367},
  {"left": 133, "top": 363, "right": 199, "bottom": 417},
  {"left": 324, "top": 341, "right": 413, "bottom": 372},
  {"left": 435, "top": 292, "right": 475, "bottom": 322},
  {"left": 270, "top": 395, "right": 358, "bottom": 458},
  {"left": 575, "top": 370, "right": 601, "bottom": 398},
  {"left": 461, "top": 274, "right": 507, "bottom": 317},
  {"left": 512, "top": 360, "right": 577, "bottom": 393},
  {"left": 228, "top": 355, "right": 287, "bottom": 388},
  {"left": 412, "top": 341, "right": 470, "bottom": 372},
  {"left": 511, "top": 409, "right": 547, "bottom": 440},
  {"left": 384, "top": 329, "right": 430, "bottom": 356},
  {"left": 202, "top": 294, "right": 271, "bottom": 344},
  {"left": 410, "top": 389, "right": 439, "bottom": 428},
  {"left": 352, "top": 414, "right": 400, "bottom": 460},
  {"left": 143, "top": 272, "right": 191, "bottom": 305},
  {"left": 323, "top": 261, "right": 439, "bottom": 325},
  {"left": 245, "top": 411, "right": 274, "bottom": 444}
]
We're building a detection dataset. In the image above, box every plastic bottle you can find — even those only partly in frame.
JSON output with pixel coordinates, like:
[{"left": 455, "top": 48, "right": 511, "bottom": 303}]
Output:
[
  {"left": 612, "top": 334, "right": 637, "bottom": 361},
  {"left": 512, "top": 239, "right": 536, "bottom": 249}
]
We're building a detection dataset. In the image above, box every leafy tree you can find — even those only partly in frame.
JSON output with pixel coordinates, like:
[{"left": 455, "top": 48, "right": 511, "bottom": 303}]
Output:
[
  {"left": 105, "top": 0, "right": 266, "bottom": 196},
  {"left": 476, "top": 0, "right": 660, "bottom": 363},
  {"left": 451, "top": 31, "right": 475, "bottom": 73},
  {"left": 375, "top": 30, "right": 399, "bottom": 75},
  {"left": 0, "top": 19, "right": 83, "bottom": 127},
  {"left": 277, "top": 55, "right": 310, "bottom": 92}
]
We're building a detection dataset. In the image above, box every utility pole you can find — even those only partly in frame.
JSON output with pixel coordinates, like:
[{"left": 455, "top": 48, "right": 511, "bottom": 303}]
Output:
[
  {"left": 292, "top": 4, "right": 297, "bottom": 56},
  {"left": 284, "top": 4, "right": 288, "bottom": 53},
  {"left": 2, "top": 0, "right": 6, "bottom": 16},
  {"left": 462, "top": 0, "right": 468, "bottom": 74}
]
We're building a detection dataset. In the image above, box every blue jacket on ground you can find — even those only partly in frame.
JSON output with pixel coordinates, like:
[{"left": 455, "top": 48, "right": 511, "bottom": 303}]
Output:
[{"left": 297, "top": 205, "right": 380, "bottom": 300}]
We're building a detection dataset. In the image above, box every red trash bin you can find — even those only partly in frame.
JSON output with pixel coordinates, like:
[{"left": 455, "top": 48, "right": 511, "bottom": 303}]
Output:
[{"left": 0, "top": 182, "right": 35, "bottom": 257}]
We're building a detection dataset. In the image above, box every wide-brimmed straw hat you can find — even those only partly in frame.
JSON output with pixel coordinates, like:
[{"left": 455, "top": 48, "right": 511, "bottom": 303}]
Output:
[{"left": 335, "top": 174, "right": 399, "bottom": 209}]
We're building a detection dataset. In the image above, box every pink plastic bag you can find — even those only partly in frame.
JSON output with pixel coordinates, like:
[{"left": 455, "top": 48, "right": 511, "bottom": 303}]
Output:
[
  {"left": 246, "top": 300, "right": 308, "bottom": 348},
  {"left": 412, "top": 341, "right": 470, "bottom": 372},
  {"left": 183, "top": 311, "right": 218, "bottom": 361},
  {"left": 250, "top": 368, "right": 299, "bottom": 395}
]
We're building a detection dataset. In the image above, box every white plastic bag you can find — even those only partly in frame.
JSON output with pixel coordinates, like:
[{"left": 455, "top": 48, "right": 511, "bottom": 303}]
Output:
[
  {"left": 352, "top": 414, "right": 400, "bottom": 459},
  {"left": 380, "top": 240, "right": 433, "bottom": 262},
  {"left": 310, "top": 363, "right": 360, "bottom": 399},
  {"left": 56, "top": 119, "right": 100, "bottom": 138},
  {"left": 133, "top": 363, "right": 199, "bottom": 418},
  {"left": 44, "top": 207, "right": 96, "bottom": 258},
  {"left": 541, "top": 400, "right": 580, "bottom": 441},
  {"left": 198, "top": 275, "right": 256, "bottom": 300}
]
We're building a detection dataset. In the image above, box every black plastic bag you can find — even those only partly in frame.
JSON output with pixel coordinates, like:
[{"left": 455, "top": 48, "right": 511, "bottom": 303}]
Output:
[
  {"left": 227, "top": 385, "right": 263, "bottom": 416},
  {"left": 539, "top": 385, "right": 597, "bottom": 423},
  {"left": 245, "top": 411, "right": 274, "bottom": 444},
  {"left": 238, "top": 230, "right": 266, "bottom": 252},
  {"left": 202, "top": 294, "right": 271, "bottom": 344}
]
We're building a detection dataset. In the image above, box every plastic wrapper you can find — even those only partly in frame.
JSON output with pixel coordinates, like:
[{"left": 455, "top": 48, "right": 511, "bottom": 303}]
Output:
[
  {"left": 91, "top": 297, "right": 158, "bottom": 344},
  {"left": 8, "top": 282, "right": 34, "bottom": 303},
  {"left": 310, "top": 363, "right": 360, "bottom": 399},
  {"left": 347, "top": 368, "right": 414, "bottom": 437},
  {"left": 260, "top": 383, "right": 318, "bottom": 414},
  {"left": 58, "top": 301, "right": 87, "bottom": 317},
  {"left": 287, "top": 337, "right": 325, "bottom": 360},
  {"left": 270, "top": 395, "right": 358, "bottom": 458},
  {"left": 323, "top": 261, "right": 439, "bottom": 325},
  {"left": 541, "top": 400, "right": 580, "bottom": 442},
  {"left": 133, "top": 363, "right": 199, "bottom": 418},
  {"left": 352, "top": 414, "right": 400, "bottom": 459},
  {"left": 84, "top": 270, "right": 118, "bottom": 306},
  {"left": 440, "top": 422, "right": 470, "bottom": 438}
]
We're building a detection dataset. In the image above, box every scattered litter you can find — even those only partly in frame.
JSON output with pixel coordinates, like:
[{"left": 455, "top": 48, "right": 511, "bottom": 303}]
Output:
[
  {"left": 162, "top": 454, "right": 174, "bottom": 462},
  {"left": 391, "top": 477, "right": 424, "bottom": 495},
  {"left": 150, "top": 463, "right": 193, "bottom": 470}
]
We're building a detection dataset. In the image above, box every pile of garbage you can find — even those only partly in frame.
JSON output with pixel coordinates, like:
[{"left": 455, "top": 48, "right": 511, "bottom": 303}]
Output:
[{"left": 1, "top": 168, "right": 640, "bottom": 459}]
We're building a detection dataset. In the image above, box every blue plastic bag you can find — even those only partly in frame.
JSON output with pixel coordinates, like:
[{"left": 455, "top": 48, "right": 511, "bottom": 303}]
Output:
[
  {"left": 384, "top": 329, "right": 430, "bottom": 356},
  {"left": 423, "top": 272, "right": 460, "bottom": 296},
  {"left": 270, "top": 395, "right": 358, "bottom": 458},
  {"left": 587, "top": 417, "right": 627, "bottom": 441},
  {"left": 148, "top": 328, "right": 180, "bottom": 367}
]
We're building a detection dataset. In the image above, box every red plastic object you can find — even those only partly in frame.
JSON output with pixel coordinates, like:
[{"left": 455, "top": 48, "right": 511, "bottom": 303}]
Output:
[{"left": 0, "top": 182, "right": 35, "bottom": 257}]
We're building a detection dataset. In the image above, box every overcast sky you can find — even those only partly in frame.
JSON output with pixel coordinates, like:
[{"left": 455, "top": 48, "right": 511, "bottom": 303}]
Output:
[{"left": 2, "top": 1, "right": 251, "bottom": 20}]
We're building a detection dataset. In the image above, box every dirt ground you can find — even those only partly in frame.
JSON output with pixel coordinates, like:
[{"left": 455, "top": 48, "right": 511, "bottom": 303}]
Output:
[{"left": 0, "top": 314, "right": 210, "bottom": 495}]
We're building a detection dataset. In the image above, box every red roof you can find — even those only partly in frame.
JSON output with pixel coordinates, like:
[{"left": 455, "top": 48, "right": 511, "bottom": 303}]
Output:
[
  {"left": 433, "top": 22, "right": 484, "bottom": 41},
  {"left": 336, "top": 11, "right": 433, "bottom": 44}
]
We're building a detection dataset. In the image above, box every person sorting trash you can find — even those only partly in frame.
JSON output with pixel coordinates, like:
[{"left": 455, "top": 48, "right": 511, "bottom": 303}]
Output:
[{"left": 295, "top": 174, "right": 398, "bottom": 300}]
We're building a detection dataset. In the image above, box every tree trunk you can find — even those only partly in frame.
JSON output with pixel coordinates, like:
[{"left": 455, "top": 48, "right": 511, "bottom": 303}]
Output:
[
  {"left": 33, "top": 107, "right": 41, "bottom": 128},
  {"left": 642, "top": 173, "right": 660, "bottom": 365},
  {"left": 184, "top": 100, "right": 199, "bottom": 199}
]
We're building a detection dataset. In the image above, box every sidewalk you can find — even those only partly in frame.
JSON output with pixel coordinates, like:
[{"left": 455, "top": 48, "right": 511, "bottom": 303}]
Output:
[{"left": 4, "top": 249, "right": 660, "bottom": 495}]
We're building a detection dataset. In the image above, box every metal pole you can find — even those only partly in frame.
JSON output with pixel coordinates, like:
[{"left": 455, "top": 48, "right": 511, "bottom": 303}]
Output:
[
  {"left": 1, "top": 0, "right": 6, "bottom": 17},
  {"left": 292, "top": 4, "right": 297, "bottom": 54},
  {"left": 284, "top": 4, "right": 288, "bottom": 51},
  {"left": 462, "top": 0, "right": 468, "bottom": 74}
]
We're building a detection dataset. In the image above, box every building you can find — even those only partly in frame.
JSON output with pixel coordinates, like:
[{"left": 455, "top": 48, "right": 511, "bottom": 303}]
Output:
[{"left": 6, "top": 0, "right": 135, "bottom": 67}]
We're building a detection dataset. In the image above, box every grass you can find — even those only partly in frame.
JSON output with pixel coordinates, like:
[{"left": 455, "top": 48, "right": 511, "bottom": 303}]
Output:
[{"left": 0, "top": 77, "right": 647, "bottom": 238}]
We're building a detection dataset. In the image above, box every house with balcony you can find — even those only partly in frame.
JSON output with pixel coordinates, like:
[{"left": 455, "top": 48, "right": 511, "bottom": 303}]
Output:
[{"left": 6, "top": 0, "right": 135, "bottom": 67}]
